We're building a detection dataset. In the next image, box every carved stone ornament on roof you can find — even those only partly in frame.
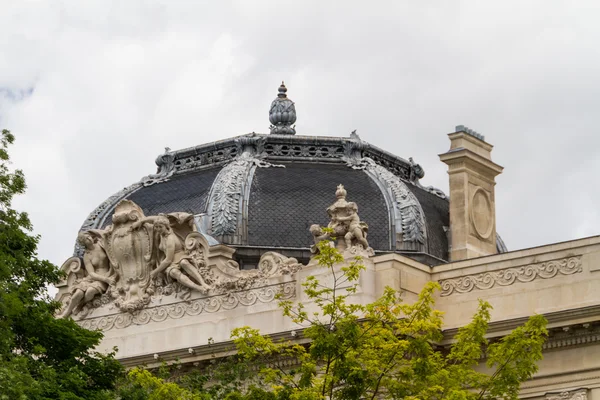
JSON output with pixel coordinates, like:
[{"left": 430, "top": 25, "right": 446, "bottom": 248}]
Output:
[
  {"left": 209, "top": 134, "right": 284, "bottom": 237},
  {"left": 74, "top": 148, "right": 175, "bottom": 256},
  {"left": 174, "top": 145, "right": 239, "bottom": 173},
  {"left": 546, "top": 389, "right": 588, "bottom": 400},
  {"left": 269, "top": 82, "right": 297, "bottom": 135},
  {"left": 140, "top": 147, "right": 176, "bottom": 187},
  {"left": 310, "top": 185, "right": 375, "bottom": 258},
  {"left": 342, "top": 147, "right": 427, "bottom": 245},
  {"left": 407, "top": 156, "right": 447, "bottom": 200},
  {"left": 75, "top": 182, "right": 142, "bottom": 256},
  {"left": 57, "top": 199, "right": 304, "bottom": 322}
]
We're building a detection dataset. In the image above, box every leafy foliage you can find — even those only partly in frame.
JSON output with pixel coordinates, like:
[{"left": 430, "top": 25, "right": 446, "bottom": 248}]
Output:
[
  {"left": 0, "top": 129, "right": 123, "bottom": 399},
  {"left": 116, "top": 240, "right": 547, "bottom": 399},
  {"left": 116, "top": 368, "right": 203, "bottom": 400},
  {"left": 229, "top": 241, "right": 548, "bottom": 400}
]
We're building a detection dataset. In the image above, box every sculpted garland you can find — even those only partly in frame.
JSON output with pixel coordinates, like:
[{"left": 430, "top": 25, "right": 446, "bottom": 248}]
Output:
[
  {"left": 58, "top": 199, "right": 303, "bottom": 319},
  {"left": 209, "top": 134, "right": 284, "bottom": 237},
  {"left": 343, "top": 153, "right": 427, "bottom": 245}
]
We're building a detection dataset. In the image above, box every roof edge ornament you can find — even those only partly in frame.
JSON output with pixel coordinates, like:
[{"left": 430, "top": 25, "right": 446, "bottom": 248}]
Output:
[
  {"left": 343, "top": 130, "right": 369, "bottom": 161},
  {"left": 141, "top": 147, "right": 176, "bottom": 187},
  {"left": 407, "top": 157, "right": 447, "bottom": 200},
  {"left": 269, "top": 82, "right": 297, "bottom": 135}
]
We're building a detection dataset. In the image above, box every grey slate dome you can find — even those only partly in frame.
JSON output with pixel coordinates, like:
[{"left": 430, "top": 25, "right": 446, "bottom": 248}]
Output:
[
  {"left": 77, "top": 85, "right": 504, "bottom": 266},
  {"left": 78, "top": 133, "right": 455, "bottom": 266}
]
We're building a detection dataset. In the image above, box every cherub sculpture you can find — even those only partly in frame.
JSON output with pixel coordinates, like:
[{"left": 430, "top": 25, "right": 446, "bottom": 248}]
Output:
[
  {"left": 59, "top": 230, "right": 115, "bottom": 318},
  {"left": 309, "top": 224, "right": 332, "bottom": 254},
  {"left": 310, "top": 185, "right": 373, "bottom": 256},
  {"left": 333, "top": 202, "right": 369, "bottom": 250}
]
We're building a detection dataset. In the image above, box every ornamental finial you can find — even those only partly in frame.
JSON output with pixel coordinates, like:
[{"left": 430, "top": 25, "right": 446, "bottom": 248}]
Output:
[{"left": 269, "top": 82, "right": 296, "bottom": 135}]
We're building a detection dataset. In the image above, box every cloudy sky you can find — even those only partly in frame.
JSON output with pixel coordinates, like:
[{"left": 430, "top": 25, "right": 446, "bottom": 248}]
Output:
[{"left": 1, "top": 1, "right": 599, "bottom": 269}]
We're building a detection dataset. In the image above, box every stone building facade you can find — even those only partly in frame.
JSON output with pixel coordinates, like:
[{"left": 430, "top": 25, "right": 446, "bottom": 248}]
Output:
[{"left": 56, "top": 83, "right": 600, "bottom": 399}]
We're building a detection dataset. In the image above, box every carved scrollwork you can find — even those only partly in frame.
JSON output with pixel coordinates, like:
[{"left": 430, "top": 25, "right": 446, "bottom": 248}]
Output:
[
  {"left": 185, "top": 232, "right": 208, "bottom": 267},
  {"left": 75, "top": 182, "right": 142, "bottom": 256},
  {"left": 78, "top": 282, "right": 296, "bottom": 331},
  {"left": 439, "top": 256, "right": 583, "bottom": 296},
  {"left": 546, "top": 389, "right": 587, "bottom": 400},
  {"left": 258, "top": 252, "right": 303, "bottom": 276},
  {"left": 61, "top": 256, "right": 83, "bottom": 282}
]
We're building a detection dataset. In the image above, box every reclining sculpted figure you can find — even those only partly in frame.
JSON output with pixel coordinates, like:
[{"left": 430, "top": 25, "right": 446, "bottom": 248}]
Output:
[{"left": 131, "top": 215, "right": 212, "bottom": 294}]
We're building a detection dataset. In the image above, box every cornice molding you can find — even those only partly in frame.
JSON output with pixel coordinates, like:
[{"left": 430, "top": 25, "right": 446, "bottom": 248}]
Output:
[{"left": 120, "top": 305, "right": 600, "bottom": 368}]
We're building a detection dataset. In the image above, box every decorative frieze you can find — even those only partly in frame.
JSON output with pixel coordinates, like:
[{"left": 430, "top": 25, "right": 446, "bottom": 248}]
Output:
[
  {"left": 546, "top": 389, "right": 587, "bottom": 400},
  {"left": 439, "top": 256, "right": 583, "bottom": 296},
  {"left": 263, "top": 143, "right": 344, "bottom": 158},
  {"left": 78, "top": 282, "right": 296, "bottom": 331},
  {"left": 174, "top": 145, "right": 238, "bottom": 172}
]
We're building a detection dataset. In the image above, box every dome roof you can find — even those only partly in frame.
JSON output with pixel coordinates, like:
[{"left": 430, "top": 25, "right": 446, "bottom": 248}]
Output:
[
  {"left": 76, "top": 84, "right": 506, "bottom": 266},
  {"left": 77, "top": 131, "right": 454, "bottom": 266}
]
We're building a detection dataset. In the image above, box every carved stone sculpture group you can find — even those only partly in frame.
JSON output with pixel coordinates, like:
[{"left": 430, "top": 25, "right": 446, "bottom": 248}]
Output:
[
  {"left": 58, "top": 185, "right": 375, "bottom": 320},
  {"left": 310, "top": 184, "right": 374, "bottom": 257},
  {"left": 58, "top": 199, "right": 304, "bottom": 319}
]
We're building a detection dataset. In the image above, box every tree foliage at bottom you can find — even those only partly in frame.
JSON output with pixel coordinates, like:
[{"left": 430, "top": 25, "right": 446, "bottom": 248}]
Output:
[
  {"left": 228, "top": 242, "right": 548, "bottom": 400},
  {"left": 0, "top": 129, "right": 123, "bottom": 400},
  {"left": 119, "top": 242, "right": 547, "bottom": 400}
]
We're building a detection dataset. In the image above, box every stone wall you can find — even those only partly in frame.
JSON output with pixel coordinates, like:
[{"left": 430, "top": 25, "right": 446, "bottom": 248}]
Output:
[{"left": 63, "top": 214, "right": 600, "bottom": 398}]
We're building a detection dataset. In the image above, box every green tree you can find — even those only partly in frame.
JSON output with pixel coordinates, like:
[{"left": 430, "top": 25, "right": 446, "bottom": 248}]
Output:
[
  {"left": 0, "top": 129, "right": 123, "bottom": 400},
  {"left": 116, "top": 367, "right": 204, "bottom": 400},
  {"left": 230, "top": 241, "right": 548, "bottom": 400},
  {"left": 115, "top": 354, "right": 262, "bottom": 400}
]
